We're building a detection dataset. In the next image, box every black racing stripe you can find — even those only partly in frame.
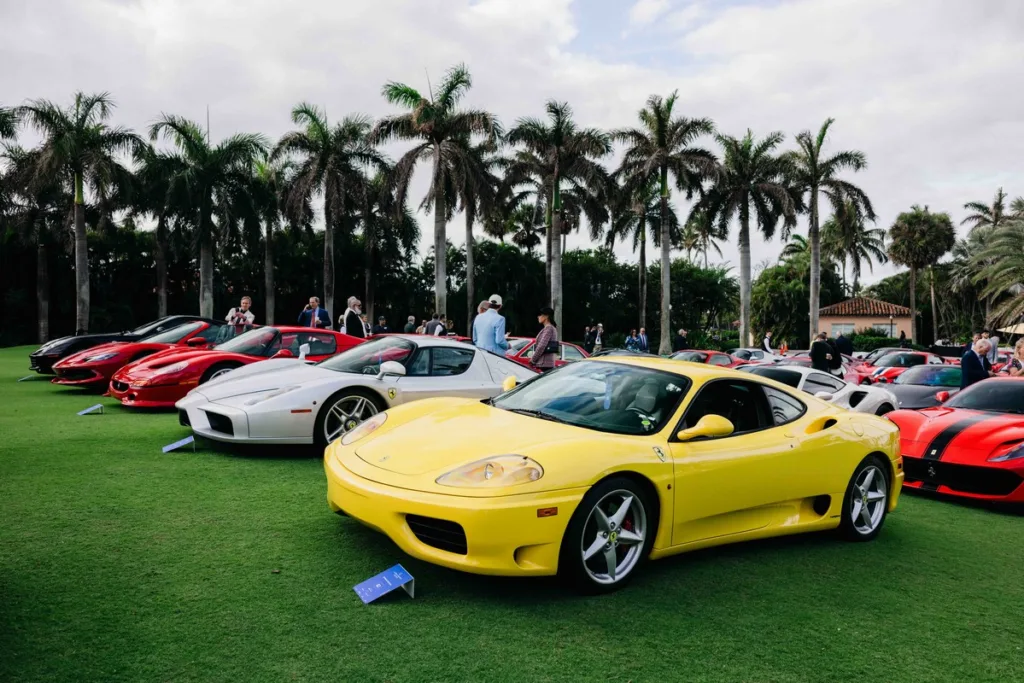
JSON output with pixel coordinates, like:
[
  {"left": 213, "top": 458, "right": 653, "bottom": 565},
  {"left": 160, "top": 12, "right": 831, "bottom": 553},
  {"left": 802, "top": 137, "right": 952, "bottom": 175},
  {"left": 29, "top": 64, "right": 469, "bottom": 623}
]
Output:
[{"left": 921, "top": 414, "right": 995, "bottom": 461}]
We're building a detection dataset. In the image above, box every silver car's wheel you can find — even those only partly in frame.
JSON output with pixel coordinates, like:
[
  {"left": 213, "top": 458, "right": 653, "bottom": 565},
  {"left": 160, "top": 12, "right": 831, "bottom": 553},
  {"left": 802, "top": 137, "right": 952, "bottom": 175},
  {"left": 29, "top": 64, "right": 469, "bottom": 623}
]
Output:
[
  {"left": 579, "top": 489, "right": 647, "bottom": 586},
  {"left": 322, "top": 394, "right": 379, "bottom": 444},
  {"left": 840, "top": 456, "right": 890, "bottom": 541}
]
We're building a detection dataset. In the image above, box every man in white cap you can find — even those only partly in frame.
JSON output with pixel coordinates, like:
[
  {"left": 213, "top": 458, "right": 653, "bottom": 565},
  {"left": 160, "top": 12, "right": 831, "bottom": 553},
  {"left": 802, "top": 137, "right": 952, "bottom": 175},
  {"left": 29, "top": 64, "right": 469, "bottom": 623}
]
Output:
[{"left": 472, "top": 293, "right": 509, "bottom": 354}]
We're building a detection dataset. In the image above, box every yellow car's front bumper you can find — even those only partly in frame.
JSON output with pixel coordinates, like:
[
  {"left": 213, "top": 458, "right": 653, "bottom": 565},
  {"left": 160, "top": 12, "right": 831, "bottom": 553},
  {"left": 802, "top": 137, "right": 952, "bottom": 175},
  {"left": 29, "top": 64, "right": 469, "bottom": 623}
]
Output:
[{"left": 325, "top": 453, "right": 588, "bottom": 576}]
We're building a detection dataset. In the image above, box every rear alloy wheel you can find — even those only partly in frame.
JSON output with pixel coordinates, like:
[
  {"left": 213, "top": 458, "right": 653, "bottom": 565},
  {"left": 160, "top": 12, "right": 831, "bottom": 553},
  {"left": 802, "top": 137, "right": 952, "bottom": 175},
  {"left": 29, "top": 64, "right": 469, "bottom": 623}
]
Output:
[
  {"left": 560, "top": 477, "right": 654, "bottom": 593},
  {"left": 315, "top": 391, "right": 381, "bottom": 447},
  {"left": 839, "top": 456, "right": 890, "bottom": 541}
]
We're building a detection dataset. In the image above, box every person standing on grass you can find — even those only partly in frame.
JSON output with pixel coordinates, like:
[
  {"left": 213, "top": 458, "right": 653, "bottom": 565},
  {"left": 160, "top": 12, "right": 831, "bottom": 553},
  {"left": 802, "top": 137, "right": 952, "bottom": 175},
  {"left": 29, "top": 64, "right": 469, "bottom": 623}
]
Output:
[
  {"left": 593, "top": 324, "right": 604, "bottom": 354},
  {"left": 530, "top": 307, "right": 558, "bottom": 372},
  {"left": 341, "top": 297, "right": 364, "bottom": 339},
  {"left": 404, "top": 316, "right": 416, "bottom": 334},
  {"left": 810, "top": 332, "right": 833, "bottom": 372},
  {"left": 298, "top": 296, "right": 331, "bottom": 329},
  {"left": 673, "top": 329, "right": 688, "bottom": 352},
  {"left": 472, "top": 295, "right": 509, "bottom": 354},
  {"left": 762, "top": 330, "right": 774, "bottom": 354},
  {"left": 638, "top": 327, "right": 649, "bottom": 353},
  {"left": 625, "top": 329, "right": 639, "bottom": 351},
  {"left": 961, "top": 339, "right": 993, "bottom": 389}
]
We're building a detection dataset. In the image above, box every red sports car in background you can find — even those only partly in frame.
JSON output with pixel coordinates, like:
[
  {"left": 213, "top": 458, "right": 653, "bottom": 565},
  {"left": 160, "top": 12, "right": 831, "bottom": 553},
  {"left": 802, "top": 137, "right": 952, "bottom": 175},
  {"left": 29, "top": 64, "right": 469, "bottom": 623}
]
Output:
[
  {"left": 109, "top": 326, "right": 364, "bottom": 408},
  {"left": 887, "top": 377, "right": 1024, "bottom": 503},
  {"left": 669, "top": 349, "right": 747, "bottom": 368},
  {"left": 51, "top": 319, "right": 229, "bottom": 389},
  {"left": 845, "top": 351, "right": 945, "bottom": 385},
  {"left": 505, "top": 337, "right": 588, "bottom": 368}
]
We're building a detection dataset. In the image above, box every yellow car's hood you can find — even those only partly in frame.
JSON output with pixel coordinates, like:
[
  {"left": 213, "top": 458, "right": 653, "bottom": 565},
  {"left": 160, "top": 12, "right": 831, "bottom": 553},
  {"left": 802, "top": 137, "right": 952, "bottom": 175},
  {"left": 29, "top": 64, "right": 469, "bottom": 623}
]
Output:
[{"left": 355, "top": 399, "right": 582, "bottom": 476}]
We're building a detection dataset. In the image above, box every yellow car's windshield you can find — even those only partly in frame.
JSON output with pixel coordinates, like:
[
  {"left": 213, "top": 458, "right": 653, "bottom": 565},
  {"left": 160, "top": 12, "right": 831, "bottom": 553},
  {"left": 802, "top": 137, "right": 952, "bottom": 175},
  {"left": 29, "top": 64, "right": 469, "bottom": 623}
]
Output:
[{"left": 492, "top": 361, "right": 689, "bottom": 435}]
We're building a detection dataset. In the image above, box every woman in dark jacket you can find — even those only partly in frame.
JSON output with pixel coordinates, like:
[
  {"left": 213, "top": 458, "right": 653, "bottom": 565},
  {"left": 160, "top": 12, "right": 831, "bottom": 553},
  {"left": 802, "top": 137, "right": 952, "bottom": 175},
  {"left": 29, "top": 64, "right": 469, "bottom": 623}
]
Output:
[{"left": 531, "top": 307, "right": 559, "bottom": 372}]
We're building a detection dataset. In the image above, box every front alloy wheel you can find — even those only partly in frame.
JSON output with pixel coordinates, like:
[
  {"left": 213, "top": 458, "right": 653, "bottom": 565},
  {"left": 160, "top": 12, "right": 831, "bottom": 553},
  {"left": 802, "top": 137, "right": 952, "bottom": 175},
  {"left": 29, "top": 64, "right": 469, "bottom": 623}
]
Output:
[
  {"left": 320, "top": 394, "right": 379, "bottom": 445},
  {"left": 560, "top": 477, "right": 655, "bottom": 593}
]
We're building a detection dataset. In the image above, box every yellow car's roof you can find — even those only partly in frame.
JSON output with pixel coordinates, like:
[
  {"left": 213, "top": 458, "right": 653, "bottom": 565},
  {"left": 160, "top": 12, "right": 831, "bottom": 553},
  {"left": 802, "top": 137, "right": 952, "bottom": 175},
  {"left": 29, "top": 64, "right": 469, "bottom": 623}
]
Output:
[{"left": 587, "top": 354, "right": 735, "bottom": 380}]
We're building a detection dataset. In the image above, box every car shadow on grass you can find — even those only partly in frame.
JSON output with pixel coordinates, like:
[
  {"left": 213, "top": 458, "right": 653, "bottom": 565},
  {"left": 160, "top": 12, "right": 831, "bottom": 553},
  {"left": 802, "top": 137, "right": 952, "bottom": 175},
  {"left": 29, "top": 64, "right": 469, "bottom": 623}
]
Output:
[
  {"left": 191, "top": 436, "right": 324, "bottom": 460},
  {"left": 902, "top": 488, "right": 1024, "bottom": 516}
]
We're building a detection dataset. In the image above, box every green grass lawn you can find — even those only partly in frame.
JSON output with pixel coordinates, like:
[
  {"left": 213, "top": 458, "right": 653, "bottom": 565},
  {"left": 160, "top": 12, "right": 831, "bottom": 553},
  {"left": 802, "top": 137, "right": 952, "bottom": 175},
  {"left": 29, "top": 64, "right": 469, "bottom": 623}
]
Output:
[{"left": 1, "top": 345, "right": 1023, "bottom": 682}]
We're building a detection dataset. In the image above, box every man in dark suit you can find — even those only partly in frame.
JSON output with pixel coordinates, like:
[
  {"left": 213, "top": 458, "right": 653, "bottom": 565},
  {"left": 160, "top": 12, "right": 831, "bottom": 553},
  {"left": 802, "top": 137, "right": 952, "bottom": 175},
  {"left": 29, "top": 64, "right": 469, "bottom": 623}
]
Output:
[
  {"left": 835, "top": 332, "right": 854, "bottom": 357},
  {"left": 673, "top": 329, "right": 688, "bottom": 352},
  {"left": 960, "top": 339, "right": 992, "bottom": 390},
  {"left": 809, "top": 332, "right": 833, "bottom": 372},
  {"left": 638, "top": 327, "right": 650, "bottom": 353},
  {"left": 297, "top": 296, "right": 331, "bottom": 329}
]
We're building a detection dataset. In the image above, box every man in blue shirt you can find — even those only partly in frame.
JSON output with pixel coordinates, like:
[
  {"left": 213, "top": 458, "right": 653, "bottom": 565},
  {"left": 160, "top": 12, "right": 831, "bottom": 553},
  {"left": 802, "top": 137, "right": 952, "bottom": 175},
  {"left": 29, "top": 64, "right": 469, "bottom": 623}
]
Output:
[{"left": 473, "top": 294, "right": 509, "bottom": 354}]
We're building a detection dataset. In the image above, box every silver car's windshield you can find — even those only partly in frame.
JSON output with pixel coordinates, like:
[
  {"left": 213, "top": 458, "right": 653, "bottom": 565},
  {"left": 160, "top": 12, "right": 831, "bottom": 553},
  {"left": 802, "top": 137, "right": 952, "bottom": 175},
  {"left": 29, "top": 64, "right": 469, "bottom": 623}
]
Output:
[{"left": 319, "top": 336, "right": 415, "bottom": 374}]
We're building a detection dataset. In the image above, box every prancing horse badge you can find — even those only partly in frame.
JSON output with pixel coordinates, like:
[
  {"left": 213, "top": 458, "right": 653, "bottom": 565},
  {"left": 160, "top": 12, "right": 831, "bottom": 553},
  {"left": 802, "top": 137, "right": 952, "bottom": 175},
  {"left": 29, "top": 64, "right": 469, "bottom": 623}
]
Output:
[{"left": 388, "top": 388, "right": 397, "bottom": 400}]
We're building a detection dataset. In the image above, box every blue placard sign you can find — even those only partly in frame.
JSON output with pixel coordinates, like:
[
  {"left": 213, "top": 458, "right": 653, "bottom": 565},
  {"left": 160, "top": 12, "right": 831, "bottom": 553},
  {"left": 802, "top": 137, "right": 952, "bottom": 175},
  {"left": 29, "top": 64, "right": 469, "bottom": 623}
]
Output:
[
  {"left": 77, "top": 404, "right": 104, "bottom": 416},
  {"left": 162, "top": 435, "right": 196, "bottom": 453},
  {"left": 353, "top": 564, "right": 415, "bottom": 604}
]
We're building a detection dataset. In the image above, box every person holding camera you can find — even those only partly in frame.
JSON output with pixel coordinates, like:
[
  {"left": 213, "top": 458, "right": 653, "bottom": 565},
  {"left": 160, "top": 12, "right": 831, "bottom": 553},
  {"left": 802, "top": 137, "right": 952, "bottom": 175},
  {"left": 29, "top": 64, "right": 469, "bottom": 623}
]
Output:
[
  {"left": 530, "top": 307, "right": 559, "bottom": 372},
  {"left": 298, "top": 296, "right": 331, "bottom": 329}
]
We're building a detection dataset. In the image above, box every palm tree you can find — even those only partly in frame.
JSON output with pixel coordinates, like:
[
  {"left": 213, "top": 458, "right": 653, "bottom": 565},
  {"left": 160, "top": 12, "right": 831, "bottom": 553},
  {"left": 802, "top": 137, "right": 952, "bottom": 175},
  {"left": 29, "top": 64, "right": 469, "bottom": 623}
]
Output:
[
  {"left": 150, "top": 115, "right": 267, "bottom": 318},
  {"left": 1010, "top": 196, "right": 1024, "bottom": 218},
  {"left": 0, "top": 105, "right": 17, "bottom": 140},
  {"left": 2, "top": 145, "right": 71, "bottom": 343},
  {"left": 888, "top": 205, "right": 956, "bottom": 344},
  {"left": 372, "top": 64, "right": 498, "bottom": 320},
  {"left": 962, "top": 188, "right": 1008, "bottom": 231},
  {"left": 508, "top": 100, "right": 610, "bottom": 329},
  {"left": 131, "top": 145, "right": 186, "bottom": 318},
  {"left": 821, "top": 200, "right": 887, "bottom": 295},
  {"left": 360, "top": 169, "right": 418, "bottom": 321},
  {"left": 786, "top": 118, "right": 873, "bottom": 342},
  {"left": 248, "top": 159, "right": 297, "bottom": 325},
  {"left": 780, "top": 234, "right": 811, "bottom": 261},
  {"left": 455, "top": 138, "right": 500, "bottom": 331},
  {"left": 274, "top": 104, "right": 385, "bottom": 318},
  {"left": 975, "top": 220, "right": 1024, "bottom": 327},
  {"left": 605, "top": 176, "right": 680, "bottom": 329},
  {"left": 17, "top": 92, "right": 141, "bottom": 332},
  {"left": 615, "top": 92, "right": 716, "bottom": 354},
  {"left": 685, "top": 209, "right": 725, "bottom": 268},
  {"left": 691, "top": 130, "right": 796, "bottom": 347}
]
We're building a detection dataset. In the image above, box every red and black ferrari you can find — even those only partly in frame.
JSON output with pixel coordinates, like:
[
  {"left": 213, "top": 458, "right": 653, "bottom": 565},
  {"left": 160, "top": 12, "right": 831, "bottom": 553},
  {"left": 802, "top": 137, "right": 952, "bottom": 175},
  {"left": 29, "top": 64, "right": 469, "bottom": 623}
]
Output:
[
  {"left": 887, "top": 377, "right": 1024, "bottom": 503},
  {"left": 51, "top": 319, "right": 229, "bottom": 389}
]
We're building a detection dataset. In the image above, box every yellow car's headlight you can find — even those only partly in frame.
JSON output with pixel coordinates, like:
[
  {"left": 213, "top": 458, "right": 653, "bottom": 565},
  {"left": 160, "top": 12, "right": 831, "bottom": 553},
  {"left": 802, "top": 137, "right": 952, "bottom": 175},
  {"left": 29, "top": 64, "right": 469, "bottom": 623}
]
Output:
[
  {"left": 436, "top": 455, "right": 544, "bottom": 488},
  {"left": 340, "top": 412, "right": 387, "bottom": 446}
]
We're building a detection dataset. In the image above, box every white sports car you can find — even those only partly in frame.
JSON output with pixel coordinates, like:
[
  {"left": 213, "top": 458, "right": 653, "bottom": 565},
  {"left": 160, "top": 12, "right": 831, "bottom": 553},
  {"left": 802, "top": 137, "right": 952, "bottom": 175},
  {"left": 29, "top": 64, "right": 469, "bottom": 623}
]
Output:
[
  {"left": 738, "top": 364, "right": 898, "bottom": 415},
  {"left": 175, "top": 335, "right": 537, "bottom": 446}
]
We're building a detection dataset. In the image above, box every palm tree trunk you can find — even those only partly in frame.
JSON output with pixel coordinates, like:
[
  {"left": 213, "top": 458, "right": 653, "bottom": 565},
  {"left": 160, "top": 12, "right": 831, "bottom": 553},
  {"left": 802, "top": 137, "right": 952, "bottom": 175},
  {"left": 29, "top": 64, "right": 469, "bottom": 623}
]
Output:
[
  {"left": 465, "top": 208, "right": 475, "bottom": 337},
  {"left": 364, "top": 218, "right": 375, "bottom": 323},
  {"left": 638, "top": 212, "right": 647, "bottom": 330},
  {"left": 551, "top": 179, "right": 563, "bottom": 330},
  {"left": 432, "top": 150, "right": 447, "bottom": 318},
  {"left": 545, "top": 200, "right": 553, "bottom": 299},
  {"left": 198, "top": 200, "right": 214, "bottom": 318},
  {"left": 658, "top": 168, "right": 671, "bottom": 355},
  {"left": 324, "top": 195, "right": 336, "bottom": 321},
  {"left": 264, "top": 222, "right": 275, "bottom": 325},
  {"left": 739, "top": 203, "right": 752, "bottom": 347},
  {"left": 37, "top": 236, "right": 49, "bottom": 344},
  {"left": 808, "top": 187, "right": 820, "bottom": 342},
  {"left": 929, "top": 266, "right": 939, "bottom": 344},
  {"left": 73, "top": 172, "right": 89, "bottom": 333},
  {"left": 155, "top": 214, "right": 168, "bottom": 318},
  {"left": 909, "top": 266, "right": 917, "bottom": 344}
]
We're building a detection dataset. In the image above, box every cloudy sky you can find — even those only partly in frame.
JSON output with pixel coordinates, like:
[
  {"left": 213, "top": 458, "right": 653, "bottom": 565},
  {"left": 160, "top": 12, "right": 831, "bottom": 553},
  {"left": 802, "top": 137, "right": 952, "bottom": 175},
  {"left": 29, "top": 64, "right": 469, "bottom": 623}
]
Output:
[{"left": 3, "top": 0, "right": 1023, "bottom": 285}]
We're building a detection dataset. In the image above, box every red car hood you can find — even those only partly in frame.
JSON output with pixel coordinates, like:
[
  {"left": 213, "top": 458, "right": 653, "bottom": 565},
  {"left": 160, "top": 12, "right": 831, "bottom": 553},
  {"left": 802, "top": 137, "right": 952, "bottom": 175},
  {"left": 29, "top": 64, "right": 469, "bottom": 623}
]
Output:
[
  {"left": 116, "top": 348, "right": 255, "bottom": 379},
  {"left": 57, "top": 341, "right": 174, "bottom": 367},
  {"left": 888, "top": 407, "right": 1024, "bottom": 465}
]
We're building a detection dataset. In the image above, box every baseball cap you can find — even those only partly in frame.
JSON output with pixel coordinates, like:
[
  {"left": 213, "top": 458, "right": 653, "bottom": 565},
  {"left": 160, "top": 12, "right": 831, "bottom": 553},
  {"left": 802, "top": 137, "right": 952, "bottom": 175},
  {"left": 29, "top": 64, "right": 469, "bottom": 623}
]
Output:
[{"left": 488, "top": 294, "right": 503, "bottom": 307}]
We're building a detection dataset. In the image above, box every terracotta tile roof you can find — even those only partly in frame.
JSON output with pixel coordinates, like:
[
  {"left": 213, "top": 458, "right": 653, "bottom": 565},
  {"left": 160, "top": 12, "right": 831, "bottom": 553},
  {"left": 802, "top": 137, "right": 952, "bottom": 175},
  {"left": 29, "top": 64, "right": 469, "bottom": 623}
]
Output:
[{"left": 818, "top": 297, "right": 913, "bottom": 317}]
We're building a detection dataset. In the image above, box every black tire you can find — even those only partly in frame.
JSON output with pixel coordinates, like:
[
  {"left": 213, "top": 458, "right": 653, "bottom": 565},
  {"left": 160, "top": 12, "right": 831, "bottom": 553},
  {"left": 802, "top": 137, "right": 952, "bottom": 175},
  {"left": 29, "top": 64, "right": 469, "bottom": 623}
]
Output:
[
  {"left": 200, "top": 363, "right": 239, "bottom": 384},
  {"left": 313, "top": 388, "right": 385, "bottom": 448},
  {"left": 838, "top": 455, "right": 891, "bottom": 542},
  {"left": 558, "top": 476, "right": 656, "bottom": 594},
  {"left": 874, "top": 403, "right": 894, "bottom": 416}
]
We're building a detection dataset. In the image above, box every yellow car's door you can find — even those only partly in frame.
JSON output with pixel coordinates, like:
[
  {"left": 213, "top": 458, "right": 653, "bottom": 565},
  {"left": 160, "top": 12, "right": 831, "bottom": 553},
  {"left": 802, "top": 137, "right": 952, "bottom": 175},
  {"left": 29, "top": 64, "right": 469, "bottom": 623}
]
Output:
[{"left": 667, "top": 379, "right": 812, "bottom": 546}]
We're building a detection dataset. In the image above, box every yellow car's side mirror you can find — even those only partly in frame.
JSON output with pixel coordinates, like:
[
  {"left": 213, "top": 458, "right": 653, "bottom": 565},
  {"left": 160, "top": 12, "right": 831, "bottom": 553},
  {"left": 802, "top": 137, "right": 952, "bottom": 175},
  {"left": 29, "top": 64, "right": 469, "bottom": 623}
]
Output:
[
  {"left": 676, "top": 414, "right": 734, "bottom": 442},
  {"left": 502, "top": 375, "right": 518, "bottom": 392}
]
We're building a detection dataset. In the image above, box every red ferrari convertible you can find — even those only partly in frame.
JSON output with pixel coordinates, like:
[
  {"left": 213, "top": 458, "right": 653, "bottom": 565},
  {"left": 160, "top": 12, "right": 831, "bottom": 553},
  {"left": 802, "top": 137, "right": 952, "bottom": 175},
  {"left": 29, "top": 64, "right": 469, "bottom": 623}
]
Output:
[
  {"left": 669, "top": 349, "right": 747, "bottom": 368},
  {"left": 887, "top": 377, "right": 1024, "bottom": 503},
  {"left": 51, "top": 319, "right": 229, "bottom": 389},
  {"left": 505, "top": 337, "right": 588, "bottom": 368},
  {"left": 109, "top": 326, "right": 363, "bottom": 408}
]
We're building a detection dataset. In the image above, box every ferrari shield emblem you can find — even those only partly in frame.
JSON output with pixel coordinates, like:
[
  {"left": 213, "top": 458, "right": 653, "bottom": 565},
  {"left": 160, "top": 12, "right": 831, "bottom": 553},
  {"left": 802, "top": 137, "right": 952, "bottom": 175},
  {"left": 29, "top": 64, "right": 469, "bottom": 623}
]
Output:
[
  {"left": 388, "top": 388, "right": 396, "bottom": 400},
  {"left": 652, "top": 446, "right": 666, "bottom": 462}
]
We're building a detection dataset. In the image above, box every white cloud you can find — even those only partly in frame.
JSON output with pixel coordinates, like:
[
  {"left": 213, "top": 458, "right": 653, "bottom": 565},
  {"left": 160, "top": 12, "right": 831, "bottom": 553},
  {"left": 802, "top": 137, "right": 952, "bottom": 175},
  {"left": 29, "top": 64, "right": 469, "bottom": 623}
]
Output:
[{"left": 2, "top": 0, "right": 1024, "bottom": 288}]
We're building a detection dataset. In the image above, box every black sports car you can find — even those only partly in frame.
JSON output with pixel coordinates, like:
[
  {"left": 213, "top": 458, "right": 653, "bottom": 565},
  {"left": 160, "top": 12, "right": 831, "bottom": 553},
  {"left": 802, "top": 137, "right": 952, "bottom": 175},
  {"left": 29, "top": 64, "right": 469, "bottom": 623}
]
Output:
[
  {"left": 887, "top": 364, "right": 963, "bottom": 409},
  {"left": 29, "top": 315, "right": 217, "bottom": 374}
]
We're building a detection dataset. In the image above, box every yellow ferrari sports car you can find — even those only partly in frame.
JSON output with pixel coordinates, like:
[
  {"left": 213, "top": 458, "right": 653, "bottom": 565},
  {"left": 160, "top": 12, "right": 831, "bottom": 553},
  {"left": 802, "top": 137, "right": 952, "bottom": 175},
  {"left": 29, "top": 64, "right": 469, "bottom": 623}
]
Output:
[{"left": 324, "top": 356, "right": 903, "bottom": 593}]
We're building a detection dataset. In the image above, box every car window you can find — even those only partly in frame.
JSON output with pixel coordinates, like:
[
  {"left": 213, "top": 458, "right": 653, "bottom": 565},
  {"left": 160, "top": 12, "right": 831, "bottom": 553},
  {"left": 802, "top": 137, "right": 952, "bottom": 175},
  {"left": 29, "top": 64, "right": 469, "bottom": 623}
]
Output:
[
  {"left": 492, "top": 361, "right": 689, "bottom": 436},
  {"left": 673, "top": 351, "right": 708, "bottom": 363},
  {"left": 895, "top": 366, "right": 962, "bottom": 386},
  {"left": 763, "top": 387, "right": 806, "bottom": 425},
  {"left": 522, "top": 343, "right": 536, "bottom": 360},
  {"left": 737, "top": 365, "right": 802, "bottom": 388},
  {"left": 319, "top": 336, "right": 415, "bottom": 375},
  {"left": 876, "top": 353, "right": 924, "bottom": 368},
  {"left": 750, "top": 350, "right": 764, "bottom": 360},
  {"left": 298, "top": 332, "right": 336, "bottom": 356},
  {"left": 806, "top": 373, "right": 845, "bottom": 393},
  {"left": 561, "top": 344, "right": 585, "bottom": 361},
  {"left": 946, "top": 381, "right": 1024, "bottom": 414},
  {"left": 708, "top": 354, "right": 732, "bottom": 366},
  {"left": 215, "top": 327, "right": 280, "bottom": 356},
  {"left": 193, "top": 324, "right": 226, "bottom": 343},
  {"left": 406, "top": 349, "right": 430, "bottom": 376},
  {"left": 143, "top": 321, "right": 204, "bottom": 344},
  {"left": 730, "top": 349, "right": 751, "bottom": 360},
  {"left": 431, "top": 347, "right": 475, "bottom": 376},
  {"left": 681, "top": 380, "right": 771, "bottom": 436},
  {"left": 506, "top": 339, "right": 532, "bottom": 354}
]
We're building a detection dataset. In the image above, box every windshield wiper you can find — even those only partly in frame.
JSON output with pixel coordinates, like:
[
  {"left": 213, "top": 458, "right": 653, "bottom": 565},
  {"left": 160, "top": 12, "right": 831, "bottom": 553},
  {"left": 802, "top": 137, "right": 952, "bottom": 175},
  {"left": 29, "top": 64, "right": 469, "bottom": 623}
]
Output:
[{"left": 505, "top": 407, "right": 567, "bottom": 423}]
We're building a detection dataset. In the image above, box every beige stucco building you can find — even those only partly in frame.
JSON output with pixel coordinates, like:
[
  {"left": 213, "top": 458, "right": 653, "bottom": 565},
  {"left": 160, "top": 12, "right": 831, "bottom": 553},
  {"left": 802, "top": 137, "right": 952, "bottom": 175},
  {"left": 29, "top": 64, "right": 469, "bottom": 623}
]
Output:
[{"left": 818, "top": 297, "right": 913, "bottom": 338}]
